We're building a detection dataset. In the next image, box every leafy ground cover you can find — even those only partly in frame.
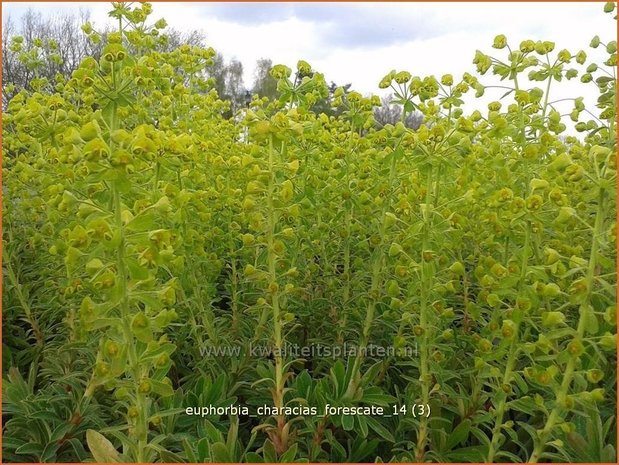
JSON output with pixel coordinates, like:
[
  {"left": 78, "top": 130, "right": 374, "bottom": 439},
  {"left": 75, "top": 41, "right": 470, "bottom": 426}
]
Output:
[{"left": 2, "top": 2, "right": 617, "bottom": 463}]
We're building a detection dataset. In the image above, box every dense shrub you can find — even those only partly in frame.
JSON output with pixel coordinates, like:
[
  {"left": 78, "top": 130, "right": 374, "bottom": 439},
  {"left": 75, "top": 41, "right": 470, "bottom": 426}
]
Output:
[{"left": 2, "top": 2, "right": 616, "bottom": 463}]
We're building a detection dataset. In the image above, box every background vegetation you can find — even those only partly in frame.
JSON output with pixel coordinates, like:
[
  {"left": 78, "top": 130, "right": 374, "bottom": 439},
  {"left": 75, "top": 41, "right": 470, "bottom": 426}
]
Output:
[
  {"left": 2, "top": 2, "right": 617, "bottom": 463},
  {"left": 2, "top": 8, "right": 422, "bottom": 128}
]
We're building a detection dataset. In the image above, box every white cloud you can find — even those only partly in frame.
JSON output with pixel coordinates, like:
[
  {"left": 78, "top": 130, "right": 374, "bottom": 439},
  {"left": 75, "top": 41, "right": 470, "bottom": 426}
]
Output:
[
  {"left": 3, "top": 1, "right": 614, "bottom": 129},
  {"left": 142, "top": 2, "right": 613, "bottom": 100}
]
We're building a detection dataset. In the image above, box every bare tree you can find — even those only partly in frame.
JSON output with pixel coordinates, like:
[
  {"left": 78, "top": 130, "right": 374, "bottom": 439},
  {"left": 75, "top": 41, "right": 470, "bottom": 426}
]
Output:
[
  {"left": 2, "top": 9, "right": 105, "bottom": 106},
  {"left": 225, "top": 59, "right": 246, "bottom": 110},
  {"left": 373, "top": 94, "right": 423, "bottom": 130},
  {"left": 2, "top": 9, "right": 208, "bottom": 107},
  {"left": 251, "top": 58, "right": 278, "bottom": 100},
  {"left": 153, "top": 28, "right": 206, "bottom": 52}
]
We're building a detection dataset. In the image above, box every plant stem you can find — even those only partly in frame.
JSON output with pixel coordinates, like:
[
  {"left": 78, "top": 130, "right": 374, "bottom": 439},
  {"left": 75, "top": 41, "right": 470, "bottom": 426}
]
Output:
[
  {"left": 415, "top": 164, "right": 435, "bottom": 462},
  {"left": 267, "top": 134, "right": 288, "bottom": 455},
  {"left": 105, "top": 91, "right": 146, "bottom": 461},
  {"left": 344, "top": 145, "right": 397, "bottom": 399},
  {"left": 337, "top": 127, "right": 355, "bottom": 345},
  {"left": 529, "top": 185, "right": 606, "bottom": 463},
  {"left": 486, "top": 227, "right": 528, "bottom": 462},
  {"left": 6, "top": 264, "right": 44, "bottom": 348}
]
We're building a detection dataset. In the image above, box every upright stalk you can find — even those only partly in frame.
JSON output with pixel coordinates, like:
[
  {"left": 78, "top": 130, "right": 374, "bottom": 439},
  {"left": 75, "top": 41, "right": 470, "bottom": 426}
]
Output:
[
  {"left": 344, "top": 144, "right": 398, "bottom": 399},
  {"left": 267, "top": 134, "right": 288, "bottom": 454},
  {"left": 529, "top": 183, "right": 607, "bottom": 463},
  {"left": 415, "top": 164, "right": 435, "bottom": 462},
  {"left": 337, "top": 128, "right": 355, "bottom": 345},
  {"left": 6, "top": 262, "right": 44, "bottom": 348},
  {"left": 487, "top": 150, "right": 531, "bottom": 461},
  {"left": 487, "top": 223, "right": 529, "bottom": 462}
]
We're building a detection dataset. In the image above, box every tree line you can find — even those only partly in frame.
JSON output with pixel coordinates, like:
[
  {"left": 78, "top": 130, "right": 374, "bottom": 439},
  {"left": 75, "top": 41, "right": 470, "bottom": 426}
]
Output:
[{"left": 2, "top": 9, "right": 422, "bottom": 128}]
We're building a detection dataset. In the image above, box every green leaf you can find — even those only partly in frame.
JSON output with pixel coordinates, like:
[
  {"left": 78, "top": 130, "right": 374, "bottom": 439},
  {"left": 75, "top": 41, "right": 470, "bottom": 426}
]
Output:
[
  {"left": 41, "top": 442, "right": 60, "bottom": 463},
  {"left": 50, "top": 423, "right": 73, "bottom": 442},
  {"left": 519, "top": 421, "right": 541, "bottom": 446},
  {"left": 509, "top": 396, "right": 541, "bottom": 416},
  {"left": 183, "top": 438, "right": 197, "bottom": 463},
  {"left": 126, "top": 211, "right": 156, "bottom": 231},
  {"left": 140, "top": 343, "right": 176, "bottom": 363},
  {"left": 226, "top": 415, "right": 239, "bottom": 457},
  {"left": 566, "top": 431, "right": 589, "bottom": 459},
  {"left": 596, "top": 76, "right": 614, "bottom": 84},
  {"left": 15, "top": 442, "right": 43, "bottom": 456},
  {"left": 329, "top": 360, "right": 346, "bottom": 397},
  {"left": 360, "top": 387, "right": 397, "bottom": 406},
  {"left": 495, "top": 449, "right": 523, "bottom": 462},
  {"left": 150, "top": 379, "right": 174, "bottom": 397},
  {"left": 361, "top": 361, "right": 386, "bottom": 386},
  {"left": 445, "top": 445, "right": 487, "bottom": 462},
  {"left": 262, "top": 439, "right": 277, "bottom": 462},
  {"left": 101, "top": 102, "right": 115, "bottom": 124},
  {"left": 29, "top": 410, "right": 63, "bottom": 422},
  {"left": 365, "top": 416, "right": 395, "bottom": 442},
  {"left": 86, "top": 430, "right": 120, "bottom": 463},
  {"left": 584, "top": 311, "right": 599, "bottom": 335},
  {"left": 126, "top": 257, "right": 150, "bottom": 280},
  {"left": 148, "top": 407, "right": 185, "bottom": 420},
  {"left": 500, "top": 88, "right": 514, "bottom": 100},
  {"left": 357, "top": 414, "right": 369, "bottom": 438},
  {"left": 280, "top": 443, "right": 298, "bottom": 462},
  {"left": 245, "top": 452, "right": 264, "bottom": 462},
  {"left": 159, "top": 450, "right": 185, "bottom": 462},
  {"left": 601, "top": 444, "right": 616, "bottom": 462},
  {"left": 296, "top": 369, "right": 312, "bottom": 398},
  {"left": 196, "top": 438, "right": 210, "bottom": 462},
  {"left": 342, "top": 413, "right": 355, "bottom": 431},
  {"left": 404, "top": 100, "right": 416, "bottom": 114},
  {"left": 512, "top": 372, "right": 529, "bottom": 395},
  {"left": 210, "top": 442, "right": 232, "bottom": 462},
  {"left": 445, "top": 419, "right": 471, "bottom": 450}
]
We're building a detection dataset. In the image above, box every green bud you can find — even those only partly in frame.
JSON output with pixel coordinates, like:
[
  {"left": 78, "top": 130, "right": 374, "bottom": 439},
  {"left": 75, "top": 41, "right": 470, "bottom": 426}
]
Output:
[
  {"left": 132, "top": 313, "right": 148, "bottom": 329},
  {"left": 138, "top": 379, "right": 152, "bottom": 394},
  {"left": 575, "top": 50, "right": 587, "bottom": 64},
  {"left": 544, "top": 247, "right": 561, "bottom": 265},
  {"left": 492, "top": 34, "right": 507, "bottom": 49},
  {"left": 449, "top": 261, "right": 465, "bottom": 275},
  {"left": 586, "top": 369, "right": 604, "bottom": 383},
  {"left": 478, "top": 338, "right": 492, "bottom": 352},
  {"left": 555, "top": 206, "right": 576, "bottom": 223},
  {"left": 529, "top": 178, "right": 549, "bottom": 191},
  {"left": 567, "top": 339, "right": 585, "bottom": 357},
  {"left": 542, "top": 283, "right": 561, "bottom": 298},
  {"left": 542, "top": 311, "right": 565, "bottom": 327},
  {"left": 388, "top": 242, "right": 403, "bottom": 257},
  {"left": 80, "top": 120, "right": 101, "bottom": 142},
  {"left": 487, "top": 293, "right": 501, "bottom": 307},
  {"left": 104, "top": 340, "right": 120, "bottom": 358},
  {"left": 394, "top": 71, "right": 412, "bottom": 84},
  {"left": 590, "top": 388, "right": 605, "bottom": 401},
  {"left": 386, "top": 280, "right": 400, "bottom": 298},
  {"left": 501, "top": 319, "right": 516, "bottom": 338},
  {"left": 599, "top": 332, "right": 616, "bottom": 351}
]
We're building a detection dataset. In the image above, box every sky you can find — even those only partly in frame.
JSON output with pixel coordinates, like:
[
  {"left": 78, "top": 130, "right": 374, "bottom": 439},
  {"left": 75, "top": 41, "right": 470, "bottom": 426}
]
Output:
[{"left": 2, "top": 2, "right": 616, "bottom": 123}]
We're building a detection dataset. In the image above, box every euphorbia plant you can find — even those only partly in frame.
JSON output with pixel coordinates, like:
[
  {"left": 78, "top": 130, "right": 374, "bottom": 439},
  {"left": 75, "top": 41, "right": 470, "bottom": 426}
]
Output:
[
  {"left": 2, "top": 2, "right": 616, "bottom": 463},
  {"left": 244, "top": 96, "right": 306, "bottom": 457},
  {"left": 65, "top": 12, "right": 184, "bottom": 461}
]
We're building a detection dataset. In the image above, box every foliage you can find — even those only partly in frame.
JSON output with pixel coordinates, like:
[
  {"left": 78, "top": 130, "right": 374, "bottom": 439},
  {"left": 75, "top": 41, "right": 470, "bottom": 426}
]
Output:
[{"left": 2, "top": 2, "right": 617, "bottom": 463}]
